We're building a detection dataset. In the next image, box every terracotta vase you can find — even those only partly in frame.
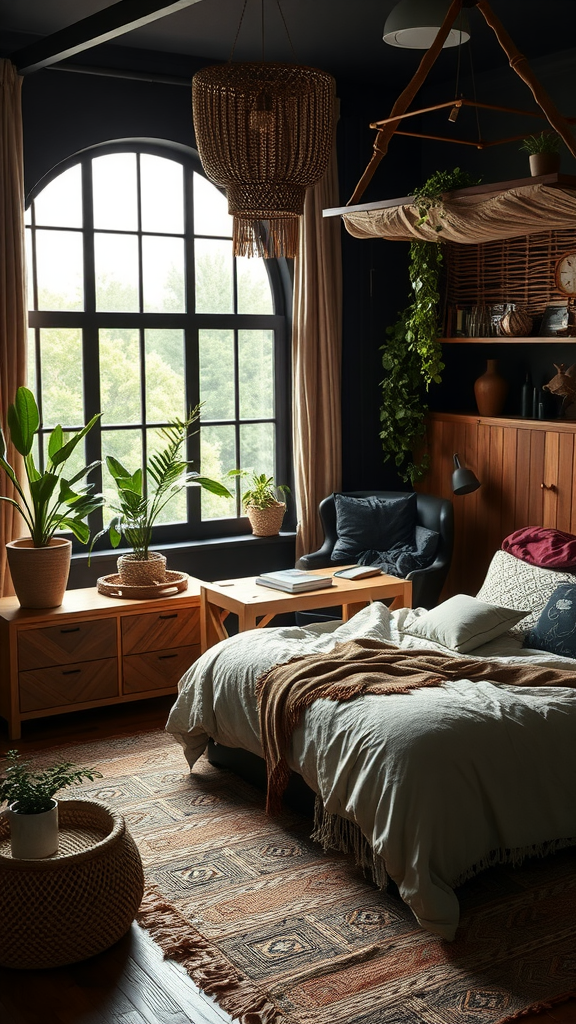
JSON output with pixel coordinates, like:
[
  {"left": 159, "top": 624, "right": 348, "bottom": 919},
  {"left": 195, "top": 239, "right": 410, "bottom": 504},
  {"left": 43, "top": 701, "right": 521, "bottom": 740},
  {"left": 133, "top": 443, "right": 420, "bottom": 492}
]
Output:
[{"left": 474, "top": 359, "right": 508, "bottom": 417}]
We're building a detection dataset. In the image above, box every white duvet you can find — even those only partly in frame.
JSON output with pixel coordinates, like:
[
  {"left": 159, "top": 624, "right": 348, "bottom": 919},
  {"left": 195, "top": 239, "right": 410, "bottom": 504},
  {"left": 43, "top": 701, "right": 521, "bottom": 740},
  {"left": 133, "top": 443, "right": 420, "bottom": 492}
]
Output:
[{"left": 166, "top": 603, "right": 576, "bottom": 940}]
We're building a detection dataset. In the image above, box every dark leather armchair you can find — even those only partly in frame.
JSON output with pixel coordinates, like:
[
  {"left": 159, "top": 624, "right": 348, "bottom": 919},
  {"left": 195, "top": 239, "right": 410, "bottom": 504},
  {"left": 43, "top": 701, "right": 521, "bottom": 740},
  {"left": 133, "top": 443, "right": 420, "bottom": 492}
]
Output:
[{"left": 297, "top": 490, "right": 454, "bottom": 610}]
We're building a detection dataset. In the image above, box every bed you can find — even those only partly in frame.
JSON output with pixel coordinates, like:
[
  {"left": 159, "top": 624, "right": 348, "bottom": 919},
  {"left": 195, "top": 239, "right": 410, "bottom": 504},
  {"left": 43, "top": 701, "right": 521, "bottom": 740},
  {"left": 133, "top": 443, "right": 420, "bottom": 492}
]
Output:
[{"left": 166, "top": 550, "right": 576, "bottom": 941}]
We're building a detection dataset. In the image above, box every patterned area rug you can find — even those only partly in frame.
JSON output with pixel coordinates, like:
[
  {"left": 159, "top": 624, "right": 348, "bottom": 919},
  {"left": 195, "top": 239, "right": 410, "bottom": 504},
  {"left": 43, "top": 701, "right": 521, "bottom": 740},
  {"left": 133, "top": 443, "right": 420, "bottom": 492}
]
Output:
[{"left": 44, "top": 728, "right": 576, "bottom": 1024}]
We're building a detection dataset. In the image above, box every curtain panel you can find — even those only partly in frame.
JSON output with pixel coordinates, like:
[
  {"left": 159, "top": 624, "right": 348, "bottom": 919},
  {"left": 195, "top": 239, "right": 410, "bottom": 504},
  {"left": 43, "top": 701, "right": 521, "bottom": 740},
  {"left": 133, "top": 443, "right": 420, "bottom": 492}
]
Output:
[
  {"left": 0, "top": 60, "right": 27, "bottom": 596},
  {"left": 292, "top": 111, "right": 343, "bottom": 561}
]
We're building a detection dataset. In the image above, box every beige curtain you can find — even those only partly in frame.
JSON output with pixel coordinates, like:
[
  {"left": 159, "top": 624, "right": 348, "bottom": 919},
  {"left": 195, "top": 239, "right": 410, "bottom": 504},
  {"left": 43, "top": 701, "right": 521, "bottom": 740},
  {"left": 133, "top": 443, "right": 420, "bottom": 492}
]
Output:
[
  {"left": 292, "top": 117, "right": 343, "bottom": 561},
  {"left": 0, "top": 60, "right": 27, "bottom": 596}
]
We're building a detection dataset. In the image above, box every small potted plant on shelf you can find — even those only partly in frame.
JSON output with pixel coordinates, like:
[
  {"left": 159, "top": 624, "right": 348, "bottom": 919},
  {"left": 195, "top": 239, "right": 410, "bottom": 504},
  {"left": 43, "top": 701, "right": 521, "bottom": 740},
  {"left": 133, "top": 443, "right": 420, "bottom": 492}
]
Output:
[
  {"left": 0, "top": 386, "right": 104, "bottom": 608},
  {"left": 520, "top": 131, "right": 561, "bottom": 177},
  {"left": 91, "top": 408, "right": 232, "bottom": 587},
  {"left": 0, "top": 749, "right": 103, "bottom": 859},
  {"left": 230, "top": 470, "right": 290, "bottom": 536}
]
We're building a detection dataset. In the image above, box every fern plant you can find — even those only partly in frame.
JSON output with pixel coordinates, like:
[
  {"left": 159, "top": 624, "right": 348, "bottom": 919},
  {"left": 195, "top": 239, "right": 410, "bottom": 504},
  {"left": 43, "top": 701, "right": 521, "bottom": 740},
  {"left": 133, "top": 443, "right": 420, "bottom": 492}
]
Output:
[
  {"left": 379, "top": 168, "right": 480, "bottom": 484},
  {"left": 91, "top": 408, "right": 231, "bottom": 560},
  {"left": 0, "top": 749, "right": 102, "bottom": 815}
]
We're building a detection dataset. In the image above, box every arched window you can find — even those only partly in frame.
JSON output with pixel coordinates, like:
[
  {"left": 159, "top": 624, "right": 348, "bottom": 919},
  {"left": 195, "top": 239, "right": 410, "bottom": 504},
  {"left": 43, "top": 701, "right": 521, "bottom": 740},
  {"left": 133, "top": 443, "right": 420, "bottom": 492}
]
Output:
[{"left": 24, "top": 141, "right": 291, "bottom": 548}]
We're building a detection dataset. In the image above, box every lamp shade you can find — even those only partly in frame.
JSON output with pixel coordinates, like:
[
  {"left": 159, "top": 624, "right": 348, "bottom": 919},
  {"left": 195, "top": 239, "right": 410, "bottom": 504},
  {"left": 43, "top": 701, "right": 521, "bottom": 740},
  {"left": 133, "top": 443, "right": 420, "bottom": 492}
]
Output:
[
  {"left": 192, "top": 63, "right": 335, "bottom": 258},
  {"left": 452, "top": 454, "right": 480, "bottom": 495},
  {"left": 383, "top": 0, "right": 471, "bottom": 48}
]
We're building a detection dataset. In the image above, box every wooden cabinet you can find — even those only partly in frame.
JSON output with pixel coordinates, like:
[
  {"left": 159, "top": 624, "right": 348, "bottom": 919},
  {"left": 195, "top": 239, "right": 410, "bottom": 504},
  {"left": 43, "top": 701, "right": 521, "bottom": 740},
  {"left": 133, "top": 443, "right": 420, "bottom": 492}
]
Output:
[
  {"left": 418, "top": 412, "right": 576, "bottom": 599},
  {"left": 0, "top": 582, "right": 201, "bottom": 739}
]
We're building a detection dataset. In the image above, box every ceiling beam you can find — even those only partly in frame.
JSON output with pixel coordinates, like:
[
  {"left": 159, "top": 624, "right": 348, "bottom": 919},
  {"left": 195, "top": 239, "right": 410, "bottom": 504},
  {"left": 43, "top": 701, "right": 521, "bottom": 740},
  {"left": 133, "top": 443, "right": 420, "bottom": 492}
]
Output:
[{"left": 10, "top": 0, "right": 205, "bottom": 75}]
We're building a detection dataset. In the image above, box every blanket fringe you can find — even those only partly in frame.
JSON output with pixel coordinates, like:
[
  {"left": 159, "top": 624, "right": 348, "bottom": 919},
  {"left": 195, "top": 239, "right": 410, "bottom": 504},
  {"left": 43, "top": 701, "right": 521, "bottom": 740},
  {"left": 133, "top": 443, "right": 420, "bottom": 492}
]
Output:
[
  {"left": 452, "top": 834, "right": 576, "bottom": 887},
  {"left": 311, "top": 796, "right": 389, "bottom": 889},
  {"left": 137, "top": 884, "right": 290, "bottom": 1024}
]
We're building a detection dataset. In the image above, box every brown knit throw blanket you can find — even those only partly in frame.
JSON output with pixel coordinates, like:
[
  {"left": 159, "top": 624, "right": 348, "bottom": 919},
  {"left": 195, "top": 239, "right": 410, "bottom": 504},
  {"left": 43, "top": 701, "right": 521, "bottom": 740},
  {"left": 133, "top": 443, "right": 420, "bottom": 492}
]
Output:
[{"left": 256, "top": 637, "right": 576, "bottom": 813}]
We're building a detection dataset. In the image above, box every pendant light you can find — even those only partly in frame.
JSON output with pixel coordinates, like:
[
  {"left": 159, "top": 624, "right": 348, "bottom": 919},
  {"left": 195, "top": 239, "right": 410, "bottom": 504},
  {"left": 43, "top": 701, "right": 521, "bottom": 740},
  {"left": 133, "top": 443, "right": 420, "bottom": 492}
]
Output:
[
  {"left": 383, "top": 0, "right": 471, "bottom": 48},
  {"left": 192, "top": 1, "right": 335, "bottom": 258}
]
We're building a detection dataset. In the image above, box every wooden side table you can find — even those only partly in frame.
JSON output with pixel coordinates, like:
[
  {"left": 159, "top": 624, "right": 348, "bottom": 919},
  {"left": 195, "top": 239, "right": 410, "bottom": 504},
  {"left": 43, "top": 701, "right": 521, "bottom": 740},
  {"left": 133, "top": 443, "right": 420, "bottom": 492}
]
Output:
[
  {"left": 200, "top": 567, "right": 412, "bottom": 652},
  {"left": 0, "top": 581, "right": 202, "bottom": 739}
]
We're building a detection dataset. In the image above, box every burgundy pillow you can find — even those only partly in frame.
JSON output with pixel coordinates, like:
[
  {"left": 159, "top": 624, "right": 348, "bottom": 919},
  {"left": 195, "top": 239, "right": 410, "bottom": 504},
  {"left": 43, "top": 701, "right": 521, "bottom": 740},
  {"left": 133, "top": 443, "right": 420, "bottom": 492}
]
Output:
[{"left": 502, "top": 527, "right": 576, "bottom": 569}]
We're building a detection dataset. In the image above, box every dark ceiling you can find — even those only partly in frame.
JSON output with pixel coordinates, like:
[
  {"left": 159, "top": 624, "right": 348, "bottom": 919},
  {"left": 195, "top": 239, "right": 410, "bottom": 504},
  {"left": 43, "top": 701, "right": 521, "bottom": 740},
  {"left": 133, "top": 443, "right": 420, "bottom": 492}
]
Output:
[{"left": 2, "top": 0, "right": 575, "bottom": 87}]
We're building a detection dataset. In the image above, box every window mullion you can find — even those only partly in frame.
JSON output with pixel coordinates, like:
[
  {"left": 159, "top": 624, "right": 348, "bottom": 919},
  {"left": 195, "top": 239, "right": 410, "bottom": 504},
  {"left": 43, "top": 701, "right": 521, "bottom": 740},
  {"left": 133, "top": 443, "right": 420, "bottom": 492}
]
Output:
[{"left": 81, "top": 158, "right": 103, "bottom": 533}]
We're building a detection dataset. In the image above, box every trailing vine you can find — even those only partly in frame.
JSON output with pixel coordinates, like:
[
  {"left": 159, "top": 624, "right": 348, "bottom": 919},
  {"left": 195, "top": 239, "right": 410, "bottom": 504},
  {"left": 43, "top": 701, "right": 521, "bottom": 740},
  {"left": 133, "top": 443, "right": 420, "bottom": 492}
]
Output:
[{"left": 379, "top": 168, "right": 480, "bottom": 484}]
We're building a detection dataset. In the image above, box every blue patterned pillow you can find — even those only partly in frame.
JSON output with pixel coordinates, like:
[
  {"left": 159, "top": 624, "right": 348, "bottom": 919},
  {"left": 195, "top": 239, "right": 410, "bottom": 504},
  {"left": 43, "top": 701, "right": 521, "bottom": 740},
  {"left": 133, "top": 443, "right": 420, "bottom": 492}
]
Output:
[{"left": 523, "top": 584, "right": 576, "bottom": 657}]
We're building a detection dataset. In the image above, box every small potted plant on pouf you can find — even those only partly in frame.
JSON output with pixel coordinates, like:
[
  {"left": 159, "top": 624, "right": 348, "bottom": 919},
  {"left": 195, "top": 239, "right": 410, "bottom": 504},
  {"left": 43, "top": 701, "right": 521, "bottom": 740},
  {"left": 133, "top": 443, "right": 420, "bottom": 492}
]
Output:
[
  {"left": 0, "top": 749, "right": 102, "bottom": 858},
  {"left": 230, "top": 471, "right": 290, "bottom": 536},
  {"left": 0, "top": 387, "right": 104, "bottom": 608},
  {"left": 92, "top": 408, "right": 231, "bottom": 587},
  {"left": 520, "top": 131, "right": 561, "bottom": 176}
]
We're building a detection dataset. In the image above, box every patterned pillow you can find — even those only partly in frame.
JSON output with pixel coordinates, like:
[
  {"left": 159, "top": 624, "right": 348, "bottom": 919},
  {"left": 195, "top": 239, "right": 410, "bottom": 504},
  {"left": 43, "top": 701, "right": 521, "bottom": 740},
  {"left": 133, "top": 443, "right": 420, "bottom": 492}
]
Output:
[
  {"left": 476, "top": 549, "right": 576, "bottom": 635},
  {"left": 523, "top": 584, "right": 576, "bottom": 657}
]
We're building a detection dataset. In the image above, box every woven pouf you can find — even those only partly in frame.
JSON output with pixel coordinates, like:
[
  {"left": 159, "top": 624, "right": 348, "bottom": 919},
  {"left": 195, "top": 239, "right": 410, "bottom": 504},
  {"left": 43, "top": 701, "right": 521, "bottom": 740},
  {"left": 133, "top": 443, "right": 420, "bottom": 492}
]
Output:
[{"left": 0, "top": 799, "right": 144, "bottom": 969}]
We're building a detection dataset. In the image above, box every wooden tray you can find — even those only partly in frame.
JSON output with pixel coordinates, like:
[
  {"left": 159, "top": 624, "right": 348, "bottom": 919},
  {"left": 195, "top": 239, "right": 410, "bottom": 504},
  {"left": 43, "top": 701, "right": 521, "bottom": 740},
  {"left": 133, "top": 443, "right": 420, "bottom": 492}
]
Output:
[{"left": 97, "top": 570, "right": 188, "bottom": 599}]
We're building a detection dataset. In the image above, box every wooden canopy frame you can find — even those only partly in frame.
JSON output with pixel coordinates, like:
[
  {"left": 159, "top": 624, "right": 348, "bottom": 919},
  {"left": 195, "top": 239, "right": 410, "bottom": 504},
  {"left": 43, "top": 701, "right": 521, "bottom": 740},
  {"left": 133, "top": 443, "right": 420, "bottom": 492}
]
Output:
[{"left": 349, "top": 0, "right": 576, "bottom": 206}]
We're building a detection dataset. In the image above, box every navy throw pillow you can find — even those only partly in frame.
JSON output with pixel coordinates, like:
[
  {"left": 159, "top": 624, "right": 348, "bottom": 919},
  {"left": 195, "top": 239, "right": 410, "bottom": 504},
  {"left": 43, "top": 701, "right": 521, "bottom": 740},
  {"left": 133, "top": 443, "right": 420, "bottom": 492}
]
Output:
[
  {"left": 523, "top": 583, "right": 576, "bottom": 658},
  {"left": 331, "top": 492, "right": 417, "bottom": 565}
]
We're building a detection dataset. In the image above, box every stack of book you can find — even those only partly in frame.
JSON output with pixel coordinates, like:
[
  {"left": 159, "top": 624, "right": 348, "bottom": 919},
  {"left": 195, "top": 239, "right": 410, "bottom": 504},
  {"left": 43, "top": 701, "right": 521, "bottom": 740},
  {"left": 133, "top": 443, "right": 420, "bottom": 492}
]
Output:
[{"left": 255, "top": 569, "right": 334, "bottom": 593}]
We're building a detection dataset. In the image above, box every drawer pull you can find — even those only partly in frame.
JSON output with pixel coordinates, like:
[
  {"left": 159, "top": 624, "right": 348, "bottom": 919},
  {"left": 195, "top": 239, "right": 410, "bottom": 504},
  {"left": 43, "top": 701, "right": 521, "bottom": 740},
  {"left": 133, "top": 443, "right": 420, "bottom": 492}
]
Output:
[
  {"left": 158, "top": 653, "right": 178, "bottom": 660},
  {"left": 60, "top": 626, "right": 81, "bottom": 633},
  {"left": 62, "top": 668, "right": 81, "bottom": 675},
  {"left": 159, "top": 613, "right": 178, "bottom": 620}
]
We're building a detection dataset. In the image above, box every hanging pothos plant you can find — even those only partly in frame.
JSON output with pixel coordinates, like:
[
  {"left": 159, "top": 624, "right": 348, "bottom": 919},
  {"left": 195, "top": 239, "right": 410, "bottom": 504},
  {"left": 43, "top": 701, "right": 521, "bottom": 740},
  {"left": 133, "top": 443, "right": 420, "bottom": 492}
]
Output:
[{"left": 379, "top": 168, "right": 480, "bottom": 484}]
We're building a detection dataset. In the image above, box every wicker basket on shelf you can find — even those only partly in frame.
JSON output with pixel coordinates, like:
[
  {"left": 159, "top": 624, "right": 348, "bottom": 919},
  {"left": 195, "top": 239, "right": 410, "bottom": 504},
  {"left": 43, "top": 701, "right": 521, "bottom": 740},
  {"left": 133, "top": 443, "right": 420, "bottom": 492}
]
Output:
[
  {"left": 0, "top": 799, "right": 144, "bottom": 969},
  {"left": 246, "top": 501, "right": 286, "bottom": 537}
]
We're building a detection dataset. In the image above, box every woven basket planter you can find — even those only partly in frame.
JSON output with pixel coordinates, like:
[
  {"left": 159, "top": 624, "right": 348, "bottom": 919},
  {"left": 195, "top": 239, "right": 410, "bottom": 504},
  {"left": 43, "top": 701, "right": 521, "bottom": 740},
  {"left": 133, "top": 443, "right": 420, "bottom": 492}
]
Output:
[
  {"left": 6, "top": 537, "right": 72, "bottom": 608},
  {"left": 117, "top": 551, "right": 167, "bottom": 586},
  {"left": 246, "top": 501, "right": 286, "bottom": 537},
  {"left": 0, "top": 799, "right": 144, "bottom": 969}
]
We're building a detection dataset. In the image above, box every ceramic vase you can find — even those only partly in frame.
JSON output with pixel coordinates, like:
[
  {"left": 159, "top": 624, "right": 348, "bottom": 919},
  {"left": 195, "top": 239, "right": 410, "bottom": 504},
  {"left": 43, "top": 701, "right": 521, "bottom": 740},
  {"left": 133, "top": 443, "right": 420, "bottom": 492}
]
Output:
[
  {"left": 9, "top": 799, "right": 59, "bottom": 858},
  {"left": 474, "top": 359, "right": 508, "bottom": 417},
  {"left": 6, "top": 537, "right": 72, "bottom": 609},
  {"left": 529, "top": 153, "right": 560, "bottom": 177}
]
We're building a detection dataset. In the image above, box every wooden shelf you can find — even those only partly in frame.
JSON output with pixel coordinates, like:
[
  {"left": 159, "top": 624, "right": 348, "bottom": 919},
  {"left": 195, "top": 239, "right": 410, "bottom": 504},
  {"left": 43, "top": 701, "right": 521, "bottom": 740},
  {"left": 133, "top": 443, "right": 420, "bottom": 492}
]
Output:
[
  {"left": 428, "top": 410, "right": 576, "bottom": 431},
  {"left": 436, "top": 342, "right": 569, "bottom": 350}
]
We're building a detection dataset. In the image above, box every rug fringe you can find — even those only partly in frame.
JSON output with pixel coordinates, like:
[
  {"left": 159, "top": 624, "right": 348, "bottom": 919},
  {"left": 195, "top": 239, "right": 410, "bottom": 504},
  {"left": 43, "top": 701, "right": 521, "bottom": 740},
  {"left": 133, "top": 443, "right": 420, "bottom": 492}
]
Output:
[
  {"left": 137, "top": 884, "right": 291, "bottom": 1024},
  {"left": 311, "top": 796, "right": 389, "bottom": 889},
  {"left": 495, "top": 990, "right": 576, "bottom": 1022}
]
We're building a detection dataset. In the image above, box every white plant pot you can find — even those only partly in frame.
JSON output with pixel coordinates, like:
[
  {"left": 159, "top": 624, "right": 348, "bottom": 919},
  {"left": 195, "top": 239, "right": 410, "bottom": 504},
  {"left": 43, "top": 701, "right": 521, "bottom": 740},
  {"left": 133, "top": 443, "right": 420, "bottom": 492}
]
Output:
[{"left": 8, "top": 799, "right": 59, "bottom": 859}]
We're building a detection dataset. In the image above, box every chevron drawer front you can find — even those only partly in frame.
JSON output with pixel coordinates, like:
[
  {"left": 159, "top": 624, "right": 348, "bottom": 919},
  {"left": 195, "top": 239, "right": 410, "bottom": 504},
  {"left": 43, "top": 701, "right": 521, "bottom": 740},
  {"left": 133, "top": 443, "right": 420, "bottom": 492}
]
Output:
[
  {"left": 0, "top": 582, "right": 202, "bottom": 740},
  {"left": 18, "top": 619, "right": 117, "bottom": 671},
  {"left": 123, "top": 645, "right": 200, "bottom": 694},
  {"left": 19, "top": 659, "right": 118, "bottom": 713},
  {"left": 121, "top": 607, "right": 200, "bottom": 655}
]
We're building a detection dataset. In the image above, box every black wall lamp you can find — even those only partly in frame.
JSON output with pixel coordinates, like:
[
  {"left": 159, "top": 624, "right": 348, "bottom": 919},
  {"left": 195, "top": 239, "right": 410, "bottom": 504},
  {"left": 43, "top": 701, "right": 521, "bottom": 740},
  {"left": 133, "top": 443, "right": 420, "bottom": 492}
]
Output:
[{"left": 452, "top": 453, "right": 481, "bottom": 495}]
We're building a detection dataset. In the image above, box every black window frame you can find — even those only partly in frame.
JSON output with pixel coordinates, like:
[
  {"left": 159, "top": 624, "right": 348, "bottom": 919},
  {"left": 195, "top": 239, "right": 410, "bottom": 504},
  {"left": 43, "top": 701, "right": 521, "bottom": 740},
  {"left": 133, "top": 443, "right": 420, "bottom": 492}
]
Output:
[{"left": 25, "top": 139, "right": 292, "bottom": 551}]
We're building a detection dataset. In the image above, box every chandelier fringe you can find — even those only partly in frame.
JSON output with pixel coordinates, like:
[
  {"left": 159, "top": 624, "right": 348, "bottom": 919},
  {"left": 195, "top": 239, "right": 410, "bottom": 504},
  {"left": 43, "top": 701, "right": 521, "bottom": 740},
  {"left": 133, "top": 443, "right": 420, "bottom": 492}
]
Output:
[{"left": 234, "top": 216, "right": 300, "bottom": 258}]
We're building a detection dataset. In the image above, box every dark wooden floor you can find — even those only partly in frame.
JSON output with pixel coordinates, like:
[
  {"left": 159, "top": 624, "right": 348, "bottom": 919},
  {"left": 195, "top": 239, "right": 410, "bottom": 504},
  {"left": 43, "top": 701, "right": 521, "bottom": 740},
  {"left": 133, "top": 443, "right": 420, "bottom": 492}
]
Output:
[{"left": 1, "top": 699, "right": 574, "bottom": 1023}]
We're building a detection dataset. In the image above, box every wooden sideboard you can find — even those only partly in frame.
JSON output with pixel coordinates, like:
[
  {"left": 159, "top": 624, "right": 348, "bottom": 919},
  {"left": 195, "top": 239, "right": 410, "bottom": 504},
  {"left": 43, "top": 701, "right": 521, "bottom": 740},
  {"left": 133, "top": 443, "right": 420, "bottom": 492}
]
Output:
[
  {"left": 417, "top": 412, "right": 576, "bottom": 600},
  {"left": 0, "top": 582, "right": 201, "bottom": 739}
]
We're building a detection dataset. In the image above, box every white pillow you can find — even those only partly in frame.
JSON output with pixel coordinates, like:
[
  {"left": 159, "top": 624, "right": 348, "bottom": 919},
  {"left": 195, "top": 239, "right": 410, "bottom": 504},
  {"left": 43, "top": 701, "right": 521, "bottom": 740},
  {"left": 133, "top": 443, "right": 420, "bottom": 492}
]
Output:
[
  {"left": 403, "top": 594, "right": 528, "bottom": 653},
  {"left": 476, "top": 549, "right": 576, "bottom": 635}
]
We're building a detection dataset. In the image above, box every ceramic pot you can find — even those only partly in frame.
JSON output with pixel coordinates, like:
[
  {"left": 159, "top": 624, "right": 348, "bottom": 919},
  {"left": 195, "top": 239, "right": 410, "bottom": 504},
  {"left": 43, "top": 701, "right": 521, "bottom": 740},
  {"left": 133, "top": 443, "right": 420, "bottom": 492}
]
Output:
[
  {"left": 6, "top": 537, "right": 72, "bottom": 609},
  {"left": 246, "top": 502, "right": 286, "bottom": 537},
  {"left": 8, "top": 799, "right": 59, "bottom": 859},
  {"left": 474, "top": 359, "right": 508, "bottom": 417},
  {"left": 529, "top": 152, "right": 560, "bottom": 177},
  {"left": 117, "top": 551, "right": 167, "bottom": 586}
]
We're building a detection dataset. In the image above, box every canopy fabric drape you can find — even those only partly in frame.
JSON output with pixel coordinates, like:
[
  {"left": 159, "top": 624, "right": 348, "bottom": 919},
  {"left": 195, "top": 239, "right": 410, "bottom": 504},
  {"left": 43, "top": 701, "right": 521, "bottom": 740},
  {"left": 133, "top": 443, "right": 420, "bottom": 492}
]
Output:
[
  {"left": 0, "top": 60, "right": 27, "bottom": 597},
  {"left": 292, "top": 111, "right": 342, "bottom": 562},
  {"left": 343, "top": 184, "right": 576, "bottom": 246}
]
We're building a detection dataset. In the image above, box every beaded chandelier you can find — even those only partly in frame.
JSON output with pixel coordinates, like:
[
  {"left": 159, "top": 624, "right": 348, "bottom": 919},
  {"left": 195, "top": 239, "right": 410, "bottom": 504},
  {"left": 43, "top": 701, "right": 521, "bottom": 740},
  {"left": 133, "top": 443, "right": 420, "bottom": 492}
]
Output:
[{"left": 192, "top": 61, "right": 335, "bottom": 258}]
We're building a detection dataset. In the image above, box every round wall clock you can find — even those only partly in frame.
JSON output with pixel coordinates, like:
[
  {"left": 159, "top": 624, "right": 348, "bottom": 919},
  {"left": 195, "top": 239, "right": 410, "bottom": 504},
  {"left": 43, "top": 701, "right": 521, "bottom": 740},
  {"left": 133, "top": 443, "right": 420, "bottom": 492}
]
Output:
[{"left": 555, "top": 251, "right": 576, "bottom": 296}]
